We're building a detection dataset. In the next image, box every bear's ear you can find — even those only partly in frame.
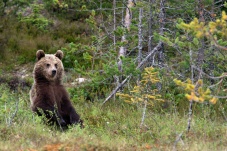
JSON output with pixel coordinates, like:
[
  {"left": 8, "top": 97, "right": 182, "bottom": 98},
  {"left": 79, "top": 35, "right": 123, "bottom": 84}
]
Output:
[
  {"left": 55, "top": 50, "right": 64, "bottom": 60},
  {"left": 36, "top": 50, "right": 45, "bottom": 61}
]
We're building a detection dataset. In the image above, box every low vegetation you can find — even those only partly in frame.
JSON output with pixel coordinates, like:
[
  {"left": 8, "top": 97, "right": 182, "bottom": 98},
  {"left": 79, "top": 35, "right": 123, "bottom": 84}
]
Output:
[{"left": 0, "top": 73, "right": 226, "bottom": 150}]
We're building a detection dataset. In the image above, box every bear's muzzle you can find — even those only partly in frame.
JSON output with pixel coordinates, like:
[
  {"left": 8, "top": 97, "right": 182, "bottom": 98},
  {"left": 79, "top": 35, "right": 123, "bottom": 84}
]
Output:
[{"left": 52, "top": 70, "right": 57, "bottom": 77}]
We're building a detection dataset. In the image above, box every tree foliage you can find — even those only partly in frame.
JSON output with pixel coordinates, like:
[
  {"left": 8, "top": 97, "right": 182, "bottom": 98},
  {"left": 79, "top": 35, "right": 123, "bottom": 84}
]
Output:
[
  {"left": 174, "top": 78, "right": 218, "bottom": 104},
  {"left": 117, "top": 67, "right": 163, "bottom": 106}
]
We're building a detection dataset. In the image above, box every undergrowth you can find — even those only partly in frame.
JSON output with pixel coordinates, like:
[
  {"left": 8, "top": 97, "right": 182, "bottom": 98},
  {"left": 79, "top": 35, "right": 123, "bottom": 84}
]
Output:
[{"left": 0, "top": 84, "right": 226, "bottom": 151}]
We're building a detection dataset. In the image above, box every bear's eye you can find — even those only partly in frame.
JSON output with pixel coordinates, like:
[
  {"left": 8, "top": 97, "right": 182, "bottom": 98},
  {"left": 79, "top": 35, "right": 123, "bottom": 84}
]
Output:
[
  {"left": 46, "top": 64, "right": 50, "bottom": 67},
  {"left": 55, "top": 64, "right": 58, "bottom": 68}
]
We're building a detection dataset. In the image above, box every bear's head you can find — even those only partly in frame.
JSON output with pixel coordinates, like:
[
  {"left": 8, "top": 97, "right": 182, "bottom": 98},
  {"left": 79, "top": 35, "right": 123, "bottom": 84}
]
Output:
[{"left": 34, "top": 50, "right": 64, "bottom": 83}]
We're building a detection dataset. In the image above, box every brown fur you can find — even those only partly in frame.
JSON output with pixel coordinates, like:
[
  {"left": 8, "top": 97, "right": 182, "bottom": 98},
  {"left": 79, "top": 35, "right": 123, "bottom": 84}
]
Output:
[{"left": 30, "top": 50, "right": 83, "bottom": 129}]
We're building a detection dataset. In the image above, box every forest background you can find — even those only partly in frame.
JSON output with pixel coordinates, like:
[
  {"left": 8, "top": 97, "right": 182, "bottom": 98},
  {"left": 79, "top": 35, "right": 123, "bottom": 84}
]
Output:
[{"left": 0, "top": 0, "right": 227, "bottom": 150}]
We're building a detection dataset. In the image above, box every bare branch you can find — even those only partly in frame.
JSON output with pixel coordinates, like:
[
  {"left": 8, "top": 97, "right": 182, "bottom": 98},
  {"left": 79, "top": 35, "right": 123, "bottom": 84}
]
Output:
[
  {"left": 208, "top": 79, "right": 223, "bottom": 88},
  {"left": 213, "top": 95, "right": 227, "bottom": 99},
  {"left": 173, "top": 132, "right": 184, "bottom": 151},
  {"left": 192, "top": 65, "right": 227, "bottom": 80},
  {"left": 102, "top": 74, "right": 131, "bottom": 105},
  {"left": 207, "top": 31, "right": 227, "bottom": 51},
  {"left": 102, "top": 42, "right": 162, "bottom": 105},
  {"left": 8, "top": 99, "right": 19, "bottom": 127}
]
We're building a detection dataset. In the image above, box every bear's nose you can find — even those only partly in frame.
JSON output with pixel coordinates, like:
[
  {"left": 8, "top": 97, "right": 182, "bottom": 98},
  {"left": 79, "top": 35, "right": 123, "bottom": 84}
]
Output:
[{"left": 52, "top": 70, "right": 56, "bottom": 76}]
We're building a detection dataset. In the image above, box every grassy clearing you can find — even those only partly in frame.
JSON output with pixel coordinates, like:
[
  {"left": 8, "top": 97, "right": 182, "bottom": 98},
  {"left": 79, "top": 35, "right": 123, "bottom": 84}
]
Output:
[{"left": 0, "top": 84, "right": 226, "bottom": 151}]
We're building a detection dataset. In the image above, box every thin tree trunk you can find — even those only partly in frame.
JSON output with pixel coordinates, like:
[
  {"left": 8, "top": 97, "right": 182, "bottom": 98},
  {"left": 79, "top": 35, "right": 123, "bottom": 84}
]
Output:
[
  {"left": 187, "top": 47, "right": 194, "bottom": 133},
  {"left": 148, "top": 0, "right": 154, "bottom": 53},
  {"left": 118, "top": 0, "right": 134, "bottom": 58},
  {"left": 148, "top": 0, "right": 153, "bottom": 51},
  {"left": 113, "top": 0, "right": 116, "bottom": 50},
  {"left": 113, "top": 0, "right": 117, "bottom": 101},
  {"left": 117, "top": 0, "right": 134, "bottom": 87},
  {"left": 138, "top": 8, "right": 143, "bottom": 64},
  {"left": 137, "top": 7, "right": 143, "bottom": 85},
  {"left": 196, "top": 0, "right": 205, "bottom": 80},
  {"left": 187, "top": 100, "right": 193, "bottom": 132},
  {"left": 157, "top": 0, "right": 165, "bottom": 67},
  {"left": 140, "top": 99, "right": 147, "bottom": 127}
]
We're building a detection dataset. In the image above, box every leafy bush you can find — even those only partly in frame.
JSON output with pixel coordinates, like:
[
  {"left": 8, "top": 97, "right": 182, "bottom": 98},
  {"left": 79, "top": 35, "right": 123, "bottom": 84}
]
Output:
[{"left": 18, "top": 3, "right": 51, "bottom": 30}]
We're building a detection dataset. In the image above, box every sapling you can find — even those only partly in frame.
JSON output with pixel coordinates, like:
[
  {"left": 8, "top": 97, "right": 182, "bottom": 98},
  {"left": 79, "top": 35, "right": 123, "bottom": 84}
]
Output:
[{"left": 117, "top": 67, "right": 163, "bottom": 127}]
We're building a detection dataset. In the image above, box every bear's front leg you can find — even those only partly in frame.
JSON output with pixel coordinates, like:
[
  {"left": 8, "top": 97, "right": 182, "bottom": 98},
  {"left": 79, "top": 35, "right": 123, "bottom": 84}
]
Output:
[
  {"left": 34, "top": 105, "right": 67, "bottom": 127},
  {"left": 44, "top": 108, "right": 67, "bottom": 127},
  {"left": 69, "top": 107, "right": 84, "bottom": 127},
  {"left": 61, "top": 97, "right": 84, "bottom": 128}
]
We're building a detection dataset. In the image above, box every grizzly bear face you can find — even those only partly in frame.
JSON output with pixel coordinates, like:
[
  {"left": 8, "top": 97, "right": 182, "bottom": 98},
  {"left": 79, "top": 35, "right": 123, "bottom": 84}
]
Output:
[{"left": 34, "top": 50, "right": 64, "bottom": 83}]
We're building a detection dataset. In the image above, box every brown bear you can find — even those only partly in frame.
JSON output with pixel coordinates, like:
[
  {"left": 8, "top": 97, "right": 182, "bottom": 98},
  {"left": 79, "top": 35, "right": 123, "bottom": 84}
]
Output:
[{"left": 30, "top": 50, "right": 83, "bottom": 129}]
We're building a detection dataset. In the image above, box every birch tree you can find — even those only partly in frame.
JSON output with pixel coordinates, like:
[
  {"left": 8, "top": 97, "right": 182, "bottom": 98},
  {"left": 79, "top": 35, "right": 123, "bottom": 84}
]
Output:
[
  {"left": 157, "top": 0, "right": 165, "bottom": 67},
  {"left": 138, "top": 7, "right": 143, "bottom": 65},
  {"left": 117, "top": 0, "right": 135, "bottom": 79}
]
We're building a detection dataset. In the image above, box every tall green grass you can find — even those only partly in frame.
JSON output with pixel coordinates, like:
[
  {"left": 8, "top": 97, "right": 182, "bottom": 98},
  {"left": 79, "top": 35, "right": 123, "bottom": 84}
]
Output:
[{"left": 0, "top": 84, "right": 226, "bottom": 150}]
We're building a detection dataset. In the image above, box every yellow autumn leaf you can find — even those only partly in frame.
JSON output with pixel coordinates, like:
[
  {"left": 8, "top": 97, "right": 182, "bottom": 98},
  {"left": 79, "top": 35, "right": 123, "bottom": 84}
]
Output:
[
  {"left": 196, "top": 31, "right": 203, "bottom": 38},
  {"left": 140, "top": 80, "right": 147, "bottom": 83},
  {"left": 180, "top": 22, "right": 190, "bottom": 29},
  {"left": 147, "top": 102, "right": 154, "bottom": 106},
  {"left": 147, "top": 95, "right": 155, "bottom": 99},
  {"left": 155, "top": 94, "right": 162, "bottom": 97},
  {"left": 222, "top": 11, "right": 227, "bottom": 20},
  {"left": 209, "top": 21, "right": 216, "bottom": 28},
  {"left": 116, "top": 93, "right": 122, "bottom": 96},
  {"left": 186, "top": 78, "right": 192, "bottom": 84},
  {"left": 156, "top": 99, "right": 164, "bottom": 102},
  {"left": 198, "top": 79, "right": 203, "bottom": 85},
  {"left": 198, "top": 87, "right": 203, "bottom": 94},
  {"left": 191, "top": 92, "right": 199, "bottom": 102},
  {"left": 116, "top": 93, "right": 132, "bottom": 99},
  {"left": 186, "top": 84, "right": 195, "bottom": 91},
  {"left": 198, "top": 97, "right": 204, "bottom": 102},
  {"left": 189, "top": 18, "right": 199, "bottom": 26},
  {"left": 131, "top": 98, "right": 136, "bottom": 103},
  {"left": 124, "top": 100, "right": 132, "bottom": 103},
  {"left": 204, "top": 88, "right": 211, "bottom": 95},
  {"left": 173, "top": 79, "right": 183, "bottom": 86},
  {"left": 216, "top": 19, "right": 221, "bottom": 23},
  {"left": 209, "top": 97, "right": 218, "bottom": 104},
  {"left": 137, "top": 98, "right": 143, "bottom": 102},
  {"left": 209, "top": 28, "right": 215, "bottom": 33},
  {"left": 185, "top": 94, "right": 193, "bottom": 100},
  {"left": 151, "top": 79, "right": 160, "bottom": 83}
]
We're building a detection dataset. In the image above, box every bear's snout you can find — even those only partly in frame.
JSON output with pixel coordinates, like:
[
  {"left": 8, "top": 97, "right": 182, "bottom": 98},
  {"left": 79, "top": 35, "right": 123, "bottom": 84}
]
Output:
[{"left": 52, "top": 70, "right": 57, "bottom": 77}]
